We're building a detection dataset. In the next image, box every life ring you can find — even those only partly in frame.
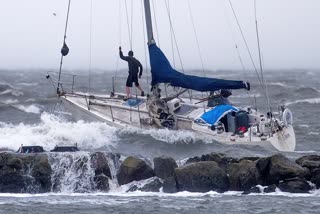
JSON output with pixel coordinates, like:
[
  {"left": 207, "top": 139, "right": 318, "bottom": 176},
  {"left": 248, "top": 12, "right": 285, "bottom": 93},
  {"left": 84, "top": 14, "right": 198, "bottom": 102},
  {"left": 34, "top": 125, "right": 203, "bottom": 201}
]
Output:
[{"left": 282, "top": 108, "right": 293, "bottom": 127}]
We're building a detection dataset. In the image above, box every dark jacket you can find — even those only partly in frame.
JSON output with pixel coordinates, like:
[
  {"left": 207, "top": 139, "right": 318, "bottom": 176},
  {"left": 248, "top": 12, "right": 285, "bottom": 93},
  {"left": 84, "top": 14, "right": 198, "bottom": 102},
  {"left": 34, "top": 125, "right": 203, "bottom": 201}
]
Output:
[{"left": 119, "top": 51, "right": 143, "bottom": 76}]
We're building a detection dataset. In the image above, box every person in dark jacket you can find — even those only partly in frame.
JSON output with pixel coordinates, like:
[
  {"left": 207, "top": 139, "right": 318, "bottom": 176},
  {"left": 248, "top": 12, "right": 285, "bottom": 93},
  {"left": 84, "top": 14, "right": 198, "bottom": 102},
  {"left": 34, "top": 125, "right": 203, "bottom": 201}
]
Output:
[{"left": 119, "top": 46, "right": 144, "bottom": 100}]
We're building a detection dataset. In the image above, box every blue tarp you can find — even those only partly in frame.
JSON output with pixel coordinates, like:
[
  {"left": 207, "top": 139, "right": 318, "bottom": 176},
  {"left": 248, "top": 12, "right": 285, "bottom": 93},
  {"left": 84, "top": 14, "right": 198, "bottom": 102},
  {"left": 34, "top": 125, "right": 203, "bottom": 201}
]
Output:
[
  {"left": 195, "top": 104, "right": 238, "bottom": 126},
  {"left": 149, "top": 44, "right": 247, "bottom": 92}
]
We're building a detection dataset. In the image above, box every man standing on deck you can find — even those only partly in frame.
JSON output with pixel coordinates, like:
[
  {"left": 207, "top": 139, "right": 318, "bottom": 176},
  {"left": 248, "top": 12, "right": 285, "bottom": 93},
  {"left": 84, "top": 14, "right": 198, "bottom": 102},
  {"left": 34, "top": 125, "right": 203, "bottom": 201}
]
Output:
[{"left": 119, "top": 46, "right": 144, "bottom": 100}]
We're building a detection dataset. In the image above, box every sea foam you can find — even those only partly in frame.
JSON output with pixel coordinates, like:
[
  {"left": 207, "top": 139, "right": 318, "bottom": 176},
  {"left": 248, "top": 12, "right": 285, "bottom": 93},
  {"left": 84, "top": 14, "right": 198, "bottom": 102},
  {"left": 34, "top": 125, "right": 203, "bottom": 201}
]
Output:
[{"left": 0, "top": 113, "right": 118, "bottom": 151}]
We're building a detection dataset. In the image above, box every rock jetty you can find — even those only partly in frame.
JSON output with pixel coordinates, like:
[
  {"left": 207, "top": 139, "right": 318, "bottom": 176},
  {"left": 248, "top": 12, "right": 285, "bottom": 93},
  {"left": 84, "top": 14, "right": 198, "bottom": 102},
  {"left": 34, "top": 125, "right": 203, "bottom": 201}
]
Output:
[{"left": 1, "top": 151, "right": 320, "bottom": 194}]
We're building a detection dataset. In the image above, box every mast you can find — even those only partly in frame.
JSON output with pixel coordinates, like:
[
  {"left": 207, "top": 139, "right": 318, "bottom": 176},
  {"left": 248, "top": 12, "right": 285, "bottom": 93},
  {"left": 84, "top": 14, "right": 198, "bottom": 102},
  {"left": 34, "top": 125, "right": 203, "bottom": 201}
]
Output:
[
  {"left": 143, "top": 0, "right": 160, "bottom": 97},
  {"left": 143, "top": 0, "right": 156, "bottom": 45}
]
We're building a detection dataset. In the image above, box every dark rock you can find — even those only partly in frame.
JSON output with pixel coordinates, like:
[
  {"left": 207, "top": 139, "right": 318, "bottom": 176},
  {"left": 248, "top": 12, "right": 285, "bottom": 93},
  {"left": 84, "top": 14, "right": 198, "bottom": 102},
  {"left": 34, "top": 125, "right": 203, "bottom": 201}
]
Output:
[
  {"left": 278, "top": 178, "right": 311, "bottom": 193},
  {"left": 185, "top": 156, "right": 201, "bottom": 164},
  {"left": 296, "top": 155, "right": 320, "bottom": 170},
  {"left": 264, "top": 184, "right": 277, "bottom": 193},
  {"left": 175, "top": 161, "right": 229, "bottom": 193},
  {"left": 163, "top": 176, "right": 178, "bottom": 193},
  {"left": 0, "top": 153, "right": 52, "bottom": 193},
  {"left": 187, "top": 153, "right": 237, "bottom": 171},
  {"left": 117, "top": 156, "right": 155, "bottom": 185},
  {"left": 228, "top": 160, "right": 259, "bottom": 191},
  {"left": 90, "top": 152, "right": 111, "bottom": 178},
  {"left": 140, "top": 178, "right": 162, "bottom": 192},
  {"left": 257, "top": 154, "right": 308, "bottom": 185},
  {"left": 310, "top": 168, "right": 320, "bottom": 188},
  {"left": 154, "top": 156, "right": 177, "bottom": 180},
  {"left": 243, "top": 186, "right": 261, "bottom": 195},
  {"left": 94, "top": 174, "right": 109, "bottom": 192},
  {"left": 31, "top": 155, "right": 52, "bottom": 192},
  {"left": 126, "top": 178, "right": 163, "bottom": 192},
  {"left": 239, "top": 157, "right": 261, "bottom": 162},
  {"left": 256, "top": 157, "right": 271, "bottom": 175},
  {"left": 6, "top": 157, "right": 23, "bottom": 170},
  {"left": 127, "top": 185, "right": 139, "bottom": 192}
]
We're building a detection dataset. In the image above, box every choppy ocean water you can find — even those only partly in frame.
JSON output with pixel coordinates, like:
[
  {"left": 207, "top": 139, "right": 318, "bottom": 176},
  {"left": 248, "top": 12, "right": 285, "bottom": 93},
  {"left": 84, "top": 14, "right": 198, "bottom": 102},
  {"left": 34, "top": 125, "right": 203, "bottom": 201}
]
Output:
[{"left": 1, "top": 69, "right": 320, "bottom": 213}]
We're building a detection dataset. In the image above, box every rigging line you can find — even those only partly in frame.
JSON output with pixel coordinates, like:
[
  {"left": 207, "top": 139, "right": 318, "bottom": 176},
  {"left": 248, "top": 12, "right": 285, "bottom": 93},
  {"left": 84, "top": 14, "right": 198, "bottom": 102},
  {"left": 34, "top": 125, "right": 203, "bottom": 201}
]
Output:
[
  {"left": 140, "top": 0, "right": 150, "bottom": 93},
  {"left": 151, "top": 0, "right": 161, "bottom": 47},
  {"left": 187, "top": 0, "right": 206, "bottom": 77},
  {"left": 114, "top": 0, "right": 122, "bottom": 81},
  {"left": 131, "top": 0, "right": 134, "bottom": 50},
  {"left": 88, "top": 0, "right": 93, "bottom": 95},
  {"left": 221, "top": 0, "right": 255, "bottom": 107},
  {"left": 254, "top": 0, "right": 271, "bottom": 112},
  {"left": 187, "top": 0, "right": 206, "bottom": 103},
  {"left": 124, "top": 0, "right": 132, "bottom": 50},
  {"left": 164, "top": 0, "right": 192, "bottom": 100},
  {"left": 163, "top": 0, "right": 184, "bottom": 73},
  {"left": 227, "top": 0, "right": 263, "bottom": 88},
  {"left": 166, "top": 0, "right": 176, "bottom": 69},
  {"left": 57, "top": 0, "right": 72, "bottom": 93}
]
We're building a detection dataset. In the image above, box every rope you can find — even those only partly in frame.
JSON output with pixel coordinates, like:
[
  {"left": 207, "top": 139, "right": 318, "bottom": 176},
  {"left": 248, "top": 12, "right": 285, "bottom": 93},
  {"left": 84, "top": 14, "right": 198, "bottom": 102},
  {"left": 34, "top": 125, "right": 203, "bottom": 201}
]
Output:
[
  {"left": 227, "top": 0, "right": 263, "bottom": 88},
  {"left": 57, "top": 0, "right": 72, "bottom": 93},
  {"left": 187, "top": 0, "right": 206, "bottom": 77},
  {"left": 221, "top": 0, "right": 255, "bottom": 108},
  {"left": 124, "top": 0, "right": 132, "bottom": 50},
  {"left": 113, "top": 0, "right": 122, "bottom": 86},
  {"left": 164, "top": 0, "right": 192, "bottom": 100},
  {"left": 254, "top": 0, "right": 271, "bottom": 113},
  {"left": 151, "top": 0, "right": 161, "bottom": 47},
  {"left": 88, "top": 0, "right": 93, "bottom": 95},
  {"left": 164, "top": 0, "right": 185, "bottom": 73},
  {"left": 166, "top": 0, "right": 176, "bottom": 69}
]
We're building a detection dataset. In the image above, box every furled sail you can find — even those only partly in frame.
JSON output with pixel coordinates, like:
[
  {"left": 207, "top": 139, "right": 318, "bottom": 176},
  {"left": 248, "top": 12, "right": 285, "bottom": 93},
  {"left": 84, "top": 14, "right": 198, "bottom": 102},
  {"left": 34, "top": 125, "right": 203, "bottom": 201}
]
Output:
[{"left": 149, "top": 44, "right": 248, "bottom": 92}]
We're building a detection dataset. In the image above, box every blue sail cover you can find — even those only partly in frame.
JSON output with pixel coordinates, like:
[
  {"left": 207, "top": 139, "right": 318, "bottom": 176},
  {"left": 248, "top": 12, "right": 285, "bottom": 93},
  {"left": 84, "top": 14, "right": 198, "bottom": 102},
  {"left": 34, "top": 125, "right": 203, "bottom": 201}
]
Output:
[
  {"left": 149, "top": 44, "right": 246, "bottom": 92},
  {"left": 196, "top": 104, "right": 238, "bottom": 126}
]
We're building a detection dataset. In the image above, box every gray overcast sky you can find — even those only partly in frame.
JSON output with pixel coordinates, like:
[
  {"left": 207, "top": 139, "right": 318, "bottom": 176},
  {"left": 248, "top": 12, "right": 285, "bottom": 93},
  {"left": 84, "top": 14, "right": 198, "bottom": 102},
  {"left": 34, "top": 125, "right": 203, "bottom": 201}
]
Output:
[{"left": 0, "top": 0, "right": 319, "bottom": 71}]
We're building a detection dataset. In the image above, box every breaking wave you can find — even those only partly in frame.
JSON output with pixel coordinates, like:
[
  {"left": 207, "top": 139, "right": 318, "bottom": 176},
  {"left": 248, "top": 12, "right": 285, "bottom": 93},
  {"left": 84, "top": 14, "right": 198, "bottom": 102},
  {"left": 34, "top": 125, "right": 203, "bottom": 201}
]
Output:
[
  {"left": 0, "top": 113, "right": 118, "bottom": 151},
  {"left": 118, "top": 127, "right": 208, "bottom": 144}
]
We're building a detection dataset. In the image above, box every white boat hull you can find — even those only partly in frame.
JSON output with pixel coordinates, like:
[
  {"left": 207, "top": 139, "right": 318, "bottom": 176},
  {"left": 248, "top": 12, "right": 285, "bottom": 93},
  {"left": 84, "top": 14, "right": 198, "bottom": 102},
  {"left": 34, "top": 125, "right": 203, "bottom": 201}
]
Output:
[{"left": 59, "top": 93, "right": 296, "bottom": 152}]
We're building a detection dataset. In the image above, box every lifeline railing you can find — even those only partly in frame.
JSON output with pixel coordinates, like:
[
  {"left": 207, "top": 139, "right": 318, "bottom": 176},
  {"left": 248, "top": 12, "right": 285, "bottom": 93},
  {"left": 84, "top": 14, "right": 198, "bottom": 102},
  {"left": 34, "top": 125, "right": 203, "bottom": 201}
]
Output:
[{"left": 46, "top": 71, "right": 79, "bottom": 94}]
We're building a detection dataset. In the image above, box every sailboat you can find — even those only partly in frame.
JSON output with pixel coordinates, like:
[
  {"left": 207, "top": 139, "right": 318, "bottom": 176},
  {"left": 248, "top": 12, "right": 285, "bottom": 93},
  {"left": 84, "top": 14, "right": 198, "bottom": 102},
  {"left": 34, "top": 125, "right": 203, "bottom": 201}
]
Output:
[{"left": 47, "top": 0, "right": 296, "bottom": 152}]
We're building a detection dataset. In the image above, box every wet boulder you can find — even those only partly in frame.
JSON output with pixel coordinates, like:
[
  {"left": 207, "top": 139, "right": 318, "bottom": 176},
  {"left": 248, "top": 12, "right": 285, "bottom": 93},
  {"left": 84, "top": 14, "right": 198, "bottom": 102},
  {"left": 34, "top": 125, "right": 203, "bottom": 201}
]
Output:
[
  {"left": 140, "top": 178, "right": 162, "bottom": 192},
  {"left": 263, "top": 184, "right": 277, "bottom": 193},
  {"left": 94, "top": 174, "right": 109, "bottom": 192},
  {"left": 175, "top": 161, "right": 229, "bottom": 193},
  {"left": 228, "top": 159, "right": 259, "bottom": 191},
  {"left": 153, "top": 156, "right": 177, "bottom": 180},
  {"left": 296, "top": 155, "right": 320, "bottom": 170},
  {"left": 0, "top": 153, "right": 52, "bottom": 193},
  {"left": 163, "top": 176, "right": 178, "bottom": 193},
  {"left": 277, "top": 177, "right": 311, "bottom": 193},
  {"left": 257, "top": 154, "right": 308, "bottom": 185},
  {"left": 127, "top": 178, "right": 162, "bottom": 192},
  {"left": 31, "top": 155, "right": 52, "bottom": 192},
  {"left": 310, "top": 168, "right": 320, "bottom": 188},
  {"left": 117, "top": 156, "right": 155, "bottom": 185},
  {"left": 90, "top": 152, "right": 111, "bottom": 178},
  {"left": 186, "top": 153, "right": 237, "bottom": 171},
  {"left": 242, "top": 186, "right": 262, "bottom": 195}
]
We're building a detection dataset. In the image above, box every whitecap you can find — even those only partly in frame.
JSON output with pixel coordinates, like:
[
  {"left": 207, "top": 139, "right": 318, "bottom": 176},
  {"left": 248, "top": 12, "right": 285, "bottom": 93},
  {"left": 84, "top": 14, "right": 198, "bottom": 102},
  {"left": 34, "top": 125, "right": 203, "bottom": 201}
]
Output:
[
  {"left": 14, "top": 104, "right": 42, "bottom": 114},
  {"left": 268, "top": 82, "right": 289, "bottom": 88},
  {"left": 286, "top": 98, "right": 320, "bottom": 106},
  {"left": 1, "top": 99, "right": 19, "bottom": 105},
  {"left": 308, "top": 132, "right": 319, "bottom": 136}
]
